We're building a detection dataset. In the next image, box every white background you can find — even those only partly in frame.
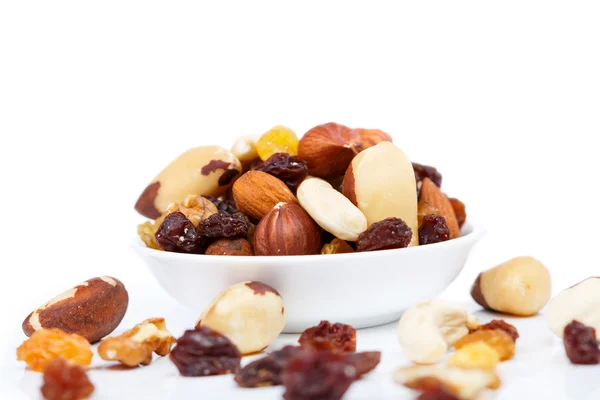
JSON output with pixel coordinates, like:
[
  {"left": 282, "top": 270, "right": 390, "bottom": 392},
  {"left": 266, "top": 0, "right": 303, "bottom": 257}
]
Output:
[{"left": 1, "top": 1, "right": 599, "bottom": 398}]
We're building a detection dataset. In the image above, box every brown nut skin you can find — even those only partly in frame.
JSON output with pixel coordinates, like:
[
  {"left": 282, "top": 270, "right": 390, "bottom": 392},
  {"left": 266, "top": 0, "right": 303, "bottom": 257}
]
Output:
[
  {"left": 135, "top": 146, "right": 242, "bottom": 219},
  {"left": 22, "top": 277, "right": 128, "bottom": 343},
  {"left": 420, "top": 178, "right": 460, "bottom": 239},
  {"left": 254, "top": 203, "right": 322, "bottom": 256},
  {"left": 205, "top": 238, "right": 254, "bottom": 256},
  {"left": 355, "top": 128, "right": 393, "bottom": 149},
  {"left": 232, "top": 170, "right": 297, "bottom": 221},
  {"left": 298, "top": 122, "right": 363, "bottom": 178}
]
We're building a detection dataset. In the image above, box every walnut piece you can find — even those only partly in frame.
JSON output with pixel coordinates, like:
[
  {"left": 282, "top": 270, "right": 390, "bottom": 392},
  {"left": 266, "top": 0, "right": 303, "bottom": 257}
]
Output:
[{"left": 164, "top": 194, "right": 219, "bottom": 227}]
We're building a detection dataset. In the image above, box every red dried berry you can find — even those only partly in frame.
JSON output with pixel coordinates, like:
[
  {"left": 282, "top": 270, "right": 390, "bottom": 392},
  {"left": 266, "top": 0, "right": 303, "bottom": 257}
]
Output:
[
  {"left": 198, "top": 212, "right": 248, "bottom": 239},
  {"left": 252, "top": 152, "right": 308, "bottom": 192},
  {"left": 343, "top": 351, "right": 381, "bottom": 377},
  {"left": 563, "top": 320, "right": 600, "bottom": 365},
  {"left": 170, "top": 327, "right": 241, "bottom": 376},
  {"left": 155, "top": 212, "right": 205, "bottom": 253},
  {"left": 41, "top": 358, "right": 95, "bottom": 400},
  {"left": 235, "top": 345, "right": 304, "bottom": 388},
  {"left": 356, "top": 217, "right": 413, "bottom": 252},
  {"left": 282, "top": 351, "right": 358, "bottom": 400},
  {"left": 418, "top": 214, "right": 451, "bottom": 245},
  {"left": 413, "top": 162, "right": 442, "bottom": 187},
  {"left": 299, "top": 321, "right": 357, "bottom": 353},
  {"left": 478, "top": 320, "right": 520, "bottom": 342}
]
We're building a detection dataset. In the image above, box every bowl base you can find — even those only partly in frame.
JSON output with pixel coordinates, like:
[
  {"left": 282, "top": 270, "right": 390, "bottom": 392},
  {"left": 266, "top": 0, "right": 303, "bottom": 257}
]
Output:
[{"left": 282, "top": 311, "right": 402, "bottom": 333}]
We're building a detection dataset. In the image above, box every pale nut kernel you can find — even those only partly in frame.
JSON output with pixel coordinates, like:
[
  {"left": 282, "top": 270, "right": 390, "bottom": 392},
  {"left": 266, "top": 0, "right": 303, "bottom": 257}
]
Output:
[
  {"left": 545, "top": 277, "right": 600, "bottom": 338},
  {"left": 447, "top": 342, "right": 500, "bottom": 371},
  {"left": 98, "top": 318, "right": 176, "bottom": 367},
  {"left": 196, "top": 281, "right": 286, "bottom": 355},
  {"left": 394, "top": 364, "right": 500, "bottom": 400},
  {"left": 297, "top": 177, "right": 367, "bottom": 241},
  {"left": 231, "top": 133, "right": 262, "bottom": 162},
  {"left": 397, "top": 300, "right": 475, "bottom": 364},
  {"left": 163, "top": 194, "right": 219, "bottom": 227},
  {"left": 471, "top": 256, "right": 551, "bottom": 316},
  {"left": 135, "top": 146, "right": 242, "bottom": 219},
  {"left": 342, "top": 142, "right": 418, "bottom": 246}
]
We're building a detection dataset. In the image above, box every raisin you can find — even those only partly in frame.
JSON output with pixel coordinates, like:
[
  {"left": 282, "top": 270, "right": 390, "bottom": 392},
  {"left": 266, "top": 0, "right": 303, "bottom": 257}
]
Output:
[
  {"left": 235, "top": 345, "right": 304, "bottom": 388},
  {"left": 356, "top": 217, "right": 412, "bottom": 252},
  {"left": 252, "top": 152, "right": 308, "bottom": 192},
  {"left": 282, "top": 351, "right": 358, "bottom": 400},
  {"left": 198, "top": 212, "right": 248, "bottom": 239},
  {"left": 449, "top": 198, "right": 467, "bottom": 229},
  {"left": 418, "top": 386, "right": 459, "bottom": 400},
  {"left": 41, "top": 358, "right": 94, "bottom": 400},
  {"left": 321, "top": 238, "right": 354, "bottom": 254},
  {"left": 218, "top": 168, "right": 240, "bottom": 186},
  {"left": 155, "top": 212, "right": 205, "bottom": 253},
  {"left": 413, "top": 162, "right": 442, "bottom": 188},
  {"left": 446, "top": 342, "right": 499, "bottom": 371},
  {"left": 256, "top": 126, "right": 299, "bottom": 161},
  {"left": 344, "top": 351, "right": 381, "bottom": 377},
  {"left": 478, "top": 320, "right": 519, "bottom": 342},
  {"left": 205, "top": 195, "right": 239, "bottom": 215},
  {"left": 418, "top": 215, "right": 450, "bottom": 245},
  {"left": 454, "top": 329, "right": 515, "bottom": 361},
  {"left": 563, "top": 320, "right": 600, "bottom": 365},
  {"left": 16, "top": 329, "right": 93, "bottom": 372},
  {"left": 169, "top": 326, "right": 241, "bottom": 377},
  {"left": 299, "top": 321, "right": 356, "bottom": 353}
]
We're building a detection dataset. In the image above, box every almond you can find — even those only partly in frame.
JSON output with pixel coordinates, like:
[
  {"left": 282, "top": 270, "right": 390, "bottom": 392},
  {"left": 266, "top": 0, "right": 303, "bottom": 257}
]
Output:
[
  {"left": 420, "top": 178, "right": 460, "bottom": 239},
  {"left": 232, "top": 170, "right": 298, "bottom": 220}
]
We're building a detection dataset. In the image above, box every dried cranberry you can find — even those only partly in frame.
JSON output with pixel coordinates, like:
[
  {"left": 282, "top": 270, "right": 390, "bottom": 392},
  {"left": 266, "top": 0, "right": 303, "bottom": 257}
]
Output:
[
  {"left": 563, "top": 320, "right": 600, "bottom": 365},
  {"left": 418, "top": 214, "right": 451, "bottom": 245},
  {"left": 356, "top": 217, "right": 413, "bottom": 252},
  {"left": 418, "top": 386, "right": 459, "bottom": 400},
  {"left": 299, "top": 321, "right": 357, "bottom": 353},
  {"left": 282, "top": 351, "right": 358, "bottom": 400},
  {"left": 413, "top": 162, "right": 442, "bottom": 188},
  {"left": 343, "top": 351, "right": 381, "bottom": 377},
  {"left": 252, "top": 152, "right": 308, "bottom": 192},
  {"left": 41, "top": 358, "right": 95, "bottom": 400},
  {"left": 205, "top": 195, "right": 239, "bottom": 215},
  {"left": 170, "top": 327, "right": 241, "bottom": 376},
  {"left": 198, "top": 212, "right": 248, "bottom": 239},
  {"left": 155, "top": 212, "right": 205, "bottom": 253},
  {"left": 235, "top": 345, "right": 304, "bottom": 388},
  {"left": 478, "top": 320, "right": 519, "bottom": 342}
]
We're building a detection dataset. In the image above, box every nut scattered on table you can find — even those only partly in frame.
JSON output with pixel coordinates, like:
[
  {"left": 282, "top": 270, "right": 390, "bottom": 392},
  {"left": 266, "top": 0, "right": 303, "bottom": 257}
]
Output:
[
  {"left": 98, "top": 318, "right": 176, "bottom": 367},
  {"left": 471, "top": 256, "right": 552, "bottom": 316},
  {"left": 196, "top": 281, "right": 286, "bottom": 355},
  {"left": 17, "top": 329, "right": 93, "bottom": 372},
  {"left": 22, "top": 276, "right": 128, "bottom": 344}
]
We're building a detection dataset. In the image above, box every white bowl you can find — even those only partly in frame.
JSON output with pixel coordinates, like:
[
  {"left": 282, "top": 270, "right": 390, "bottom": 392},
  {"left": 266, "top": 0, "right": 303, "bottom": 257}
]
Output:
[{"left": 132, "top": 222, "right": 484, "bottom": 333}]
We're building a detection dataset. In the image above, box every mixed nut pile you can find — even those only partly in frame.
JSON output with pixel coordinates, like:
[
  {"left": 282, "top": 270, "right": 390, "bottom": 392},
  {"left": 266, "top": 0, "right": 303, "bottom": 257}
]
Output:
[
  {"left": 135, "top": 123, "right": 467, "bottom": 255},
  {"left": 15, "top": 255, "right": 600, "bottom": 399}
]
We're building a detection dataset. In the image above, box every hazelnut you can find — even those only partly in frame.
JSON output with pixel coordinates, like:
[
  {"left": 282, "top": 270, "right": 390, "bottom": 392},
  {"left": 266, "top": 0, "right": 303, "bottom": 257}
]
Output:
[
  {"left": 545, "top": 277, "right": 600, "bottom": 338},
  {"left": 196, "top": 281, "right": 286, "bottom": 355},
  {"left": 298, "top": 122, "right": 363, "bottom": 178},
  {"left": 232, "top": 170, "right": 297, "bottom": 221},
  {"left": 205, "top": 238, "right": 253, "bottom": 256},
  {"left": 471, "top": 256, "right": 551, "bottom": 316},
  {"left": 253, "top": 203, "right": 322, "bottom": 256},
  {"left": 342, "top": 141, "right": 418, "bottom": 246},
  {"left": 355, "top": 128, "right": 393, "bottom": 149}
]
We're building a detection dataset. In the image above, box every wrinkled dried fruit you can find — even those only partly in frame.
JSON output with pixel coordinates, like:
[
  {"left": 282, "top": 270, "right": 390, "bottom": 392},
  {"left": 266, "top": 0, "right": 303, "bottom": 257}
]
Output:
[
  {"left": 299, "top": 321, "right": 356, "bottom": 353},
  {"left": 205, "top": 195, "right": 239, "bottom": 215},
  {"left": 256, "top": 126, "right": 299, "bottom": 160},
  {"left": 449, "top": 198, "right": 466, "bottom": 229},
  {"left": 419, "top": 215, "right": 451, "bottom": 245},
  {"left": 417, "top": 385, "right": 460, "bottom": 400},
  {"left": 170, "top": 327, "right": 241, "bottom": 377},
  {"left": 198, "top": 212, "right": 249, "bottom": 239},
  {"left": 454, "top": 329, "right": 515, "bottom": 361},
  {"left": 413, "top": 162, "right": 442, "bottom": 188},
  {"left": 477, "top": 320, "right": 519, "bottom": 342},
  {"left": 563, "top": 320, "right": 600, "bottom": 365},
  {"left": 418, "top": 200, "right": 439, "bottom": 227},
  {"left": 356, "top": 217, "right": 412, "bottom": 252},
  {"left": 447, "top": 342, "right": 500, "bottom": 371},
  {"left": 41, "top": 358, "right": 94, "bottom": 400},
  {"left": 205, "top": 238, "right": 253, "bottom": 256},
  {"left": 321, "top": 238, "right": 354, "bottom": 254},
  {"left": 282, "top": 351, "right": 358, "bottom": 400},
  {"left": 252, "top": 152, "right": 308, "bottom": 192},
  {"left": 235, "top": 345, "right": 304, "bottom": 388},
  {"left": 17, "top": 329, "right": 93, "bottom": 372},
  {"left": 155, "top": 212, "right": 205, "bottom": 253},
  {"left": 344, "top": 351, "right": 381, "bottom": 377},
  {"left": 137, "top": 221, "right": 161, "bottom": 250}
]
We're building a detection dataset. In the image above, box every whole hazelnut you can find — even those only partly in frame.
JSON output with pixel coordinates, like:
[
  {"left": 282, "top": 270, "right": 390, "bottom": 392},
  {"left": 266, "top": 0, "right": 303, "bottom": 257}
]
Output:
[
  {"left": 205, "top": 238, "right": 253, "bottom": 256},
  {"left": 355, "top": 128, "right": 392, "bottom": 149}
]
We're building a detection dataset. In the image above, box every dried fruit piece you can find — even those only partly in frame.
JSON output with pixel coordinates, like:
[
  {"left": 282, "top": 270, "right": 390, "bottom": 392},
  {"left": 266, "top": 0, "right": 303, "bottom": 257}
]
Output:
[
  {"left": 447, "top": 342, "right": 500, "bottom": 371},
  {"left": 449, "top": 198, "right": 466, "bottom": 229},
  {"left": 16, "top": 329, "right": 93, "bottom": 372},
  {"left": 198, "top": 212, "right": 249, "bottom": 239},
  {"left": 41, "top": 358, "right": 94, "bottom": 400},
  {"left": 477, "top": 320, "right": 519, "bottom": 342},
  {"left": 98, "top": 318, "right": 176, "bottom": 367},
  {"left": 252, "top": 152, "right": 308, "bottom": 192},
  {"left": 321, "top": 238, "right": 354, "bottom": 254},
  {"left": 419, "top": 215, "right": 451, "bottom": 245},
  {"left": 205, "top": 195, "right": 239, "bottom": 215},
  {"left": 256, "top": 126, "right": 299, "bottom": 160},
  {"left": 454, "top": 329, "right": 515, "bottom": 361},
  {"left": 205, "top": 238, "right": 253, "bottom": 256},
  {"left": 413, "top": 162, "right": 442, "bottom": 188},
  {"left": 420, "top": 178, "right": 459, "bottom": 239},
  {"left": 418, "top": 200, "right": 439, "bottom": 227},
  {"left": 138, "top": 221, "right": 161, "bottom": 250},
  {"left": 282, "top": 351, "right": 358, "bottom": 400},
  {"left": 170, "top": 327, "right": 241, "bottom": 376},
  {"left": 154, "top": 212, "right": 205, "bottom": 253},
  {"left": 563, "top": 320, "right": 600, "bottom": 365},
  {"left": 235, "top": 345, "right": 304, "bottom": 388},
  {"left": 417, "top": 386, "right": 460, "bottom": 400},
  {"left": 344, "top": 351, "right": 381, "bottom": 377},
  {"left": 299, "top": 321, "right": 356, "bottom": 353},
  {"left": 356, "top": 217, "right": 412, "bottom": 252}
]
